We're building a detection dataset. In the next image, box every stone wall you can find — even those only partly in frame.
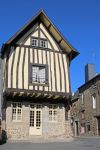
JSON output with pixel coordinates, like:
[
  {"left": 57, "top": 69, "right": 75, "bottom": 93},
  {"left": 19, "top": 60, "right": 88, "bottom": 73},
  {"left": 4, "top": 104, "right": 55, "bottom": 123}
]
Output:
[
  {"left": 5, "top": 101, "right": 72, "bottom": 140},
  {"left": 71, "top": 79, "right": 100, "bottom": 136}
]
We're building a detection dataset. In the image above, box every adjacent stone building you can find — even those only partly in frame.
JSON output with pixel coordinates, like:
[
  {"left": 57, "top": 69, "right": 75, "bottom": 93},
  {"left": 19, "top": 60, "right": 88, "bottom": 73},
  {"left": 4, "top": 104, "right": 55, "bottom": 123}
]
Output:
[
  {"left": 71, "top": 73, "right": 100, "bottom": 136},
  {"left": 0, "top": 10, "right": 79, "bottom": 140}
]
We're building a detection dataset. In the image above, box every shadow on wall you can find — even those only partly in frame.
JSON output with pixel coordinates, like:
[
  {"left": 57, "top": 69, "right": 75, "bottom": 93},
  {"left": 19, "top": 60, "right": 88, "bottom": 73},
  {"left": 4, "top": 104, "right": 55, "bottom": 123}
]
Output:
[{"left": 0, "top": 130, "right": 7, "bottom": 145}]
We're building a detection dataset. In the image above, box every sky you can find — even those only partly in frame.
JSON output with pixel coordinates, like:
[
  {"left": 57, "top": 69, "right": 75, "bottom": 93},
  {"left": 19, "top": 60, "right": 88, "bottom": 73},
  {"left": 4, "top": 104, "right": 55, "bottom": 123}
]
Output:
[{"left": 0, "top": 0, "right": 100, "bottom": 92}]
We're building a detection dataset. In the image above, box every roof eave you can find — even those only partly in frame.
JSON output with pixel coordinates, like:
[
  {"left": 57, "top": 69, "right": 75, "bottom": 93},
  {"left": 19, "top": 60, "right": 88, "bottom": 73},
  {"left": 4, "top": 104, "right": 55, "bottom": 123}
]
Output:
[
  {"left": 40, "top": 11, "right": 79, "bottom": 57},
  {"left": 78, "top": 74, "right": 100, "bottom": 91}
]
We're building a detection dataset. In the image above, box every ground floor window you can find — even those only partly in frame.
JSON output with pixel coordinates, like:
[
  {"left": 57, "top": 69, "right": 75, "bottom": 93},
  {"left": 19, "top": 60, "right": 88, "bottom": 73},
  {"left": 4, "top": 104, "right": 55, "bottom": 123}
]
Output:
[
  {"left": 81, "top": 123, "right": 85, "bottom": 134},
  {"left": 87, "top": 124, "right": 91, "bottom": 132},
  {"left": 12, "top": 102, "right": 22, "bottom": 121},
  {"left": 49, "top": 104, "right": 57, "bottom": 121}
]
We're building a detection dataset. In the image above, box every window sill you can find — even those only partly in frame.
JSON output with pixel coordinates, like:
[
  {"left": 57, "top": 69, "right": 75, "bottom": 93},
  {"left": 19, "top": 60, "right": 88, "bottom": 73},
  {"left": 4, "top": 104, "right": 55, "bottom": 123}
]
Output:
[
  {"left": 12, "top": 120, "right": 22, "bottom": 122},
  {"left": 29, "top": 82, "right": 49, "bottom": 86},
  {"left": 48, "top": 120, "right": 57, "bottom": 123}
]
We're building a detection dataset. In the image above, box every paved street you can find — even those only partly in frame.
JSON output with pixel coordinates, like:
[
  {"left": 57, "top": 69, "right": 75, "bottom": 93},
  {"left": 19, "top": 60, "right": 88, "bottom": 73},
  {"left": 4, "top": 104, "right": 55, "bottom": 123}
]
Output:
[{"left": 0, "top": 137, "right": 100, "bottom": 150}]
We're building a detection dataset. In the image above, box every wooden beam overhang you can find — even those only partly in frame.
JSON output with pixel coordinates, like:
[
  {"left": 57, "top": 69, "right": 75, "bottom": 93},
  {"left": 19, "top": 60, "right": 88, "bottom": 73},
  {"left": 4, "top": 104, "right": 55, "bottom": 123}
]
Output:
[{"left": 4, "top": 88, "right": 72, "bottom": 101}]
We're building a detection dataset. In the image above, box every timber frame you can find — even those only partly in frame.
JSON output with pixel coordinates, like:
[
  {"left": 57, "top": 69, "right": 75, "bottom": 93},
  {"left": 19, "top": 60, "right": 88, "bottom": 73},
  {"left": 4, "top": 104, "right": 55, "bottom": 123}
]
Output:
[
  {"left": 4, "top": 88, "right": 71, "bottom": 100},
  {"left": 1, "top": 10, "right": 79, "bottom": 102}
]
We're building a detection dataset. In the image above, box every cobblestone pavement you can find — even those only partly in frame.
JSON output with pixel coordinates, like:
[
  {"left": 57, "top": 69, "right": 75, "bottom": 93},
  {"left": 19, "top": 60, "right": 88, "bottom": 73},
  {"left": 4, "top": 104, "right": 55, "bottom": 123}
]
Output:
[{"left": 0, "top": 137, "right": 100, "bottom": 150}]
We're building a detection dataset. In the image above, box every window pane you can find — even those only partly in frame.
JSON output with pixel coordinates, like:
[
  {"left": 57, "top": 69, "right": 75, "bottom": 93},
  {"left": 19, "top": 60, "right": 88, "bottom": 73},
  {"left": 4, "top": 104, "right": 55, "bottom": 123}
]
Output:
[
  {"left": 32, "top": 65, "right": 46, "bottom": 83},
  {"left": 81, "top": 93, "right": 84, "bottom": 104},
  {"left": 40, "top": 40, "right": 47, "bottom": 48},
  {"left": 32, "top": 66, "right": 39, "bottom": 82},
  {"left": 12, "top": 103, "right": 22, "bottom": 121},
  {"left": 32, "top": 39, "right": 38, "bottom": 47},
  {"left": 13, "top": 103, "right": 16, "bottom": 108},
  {"left": 12, "top": 115, "right": 16, "bottom": 120},
  {"left": 49, "top": 105, "right": 57, "bottom": 121},
  {"left": 39, "top": 67, "right": 45, "bottom": 83},
  {"left": 92, "top": 95, "right": 96, "bottom": 109}
]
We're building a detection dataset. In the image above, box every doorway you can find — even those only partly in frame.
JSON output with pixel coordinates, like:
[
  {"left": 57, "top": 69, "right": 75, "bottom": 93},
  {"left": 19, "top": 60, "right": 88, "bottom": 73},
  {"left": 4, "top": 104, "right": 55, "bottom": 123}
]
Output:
[
  {"left": 75, "top": 121, "right": 79, "bottom": 136},
  {"left": 97, "top": 117, "right": 100, "bottom": 136},
  {"left": 29, "top": 104, "right": 42, "bottom": 135}
]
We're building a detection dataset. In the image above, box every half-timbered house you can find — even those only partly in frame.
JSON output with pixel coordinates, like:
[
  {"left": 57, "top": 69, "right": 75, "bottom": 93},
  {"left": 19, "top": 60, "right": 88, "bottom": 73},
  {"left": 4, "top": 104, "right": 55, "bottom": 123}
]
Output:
[{"left": 1, "top": 10, "right": 79, "bottom": 140}]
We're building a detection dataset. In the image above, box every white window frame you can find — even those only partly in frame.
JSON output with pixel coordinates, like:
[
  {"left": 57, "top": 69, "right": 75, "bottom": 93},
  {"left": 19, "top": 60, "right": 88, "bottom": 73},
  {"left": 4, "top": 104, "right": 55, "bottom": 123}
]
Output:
[
  {"left": 81, "top": 93, "right": 84, "bottom": 104},
  {"left": 49, "top": 104, "right": 57, "bottom": 122},
  {"left": 92, "top": 94, "right": 96, "bottom": 109},
  {"left": 32, "top": 65, "right": 47, "bottom": 84},
  {"left": 40, "top": 39, "right": 48, "bottom": 48},
  {"left": 31, "top": 38, "right": 38, "bottom": 47},
  {"left": 12, "top": 102, "right": 22, "bottom": 122}
]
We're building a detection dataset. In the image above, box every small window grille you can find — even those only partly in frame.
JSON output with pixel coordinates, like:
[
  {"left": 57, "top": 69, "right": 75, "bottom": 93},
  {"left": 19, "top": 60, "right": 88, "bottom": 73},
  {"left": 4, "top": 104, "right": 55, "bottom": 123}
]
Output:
[
  {"left": 49, "top": 105, "right": 57, "bottom": 121},
  {"left": 31, "top": 38, "right": 38, "bottom": 47},
  {"left": 12, "top": 103, "right": 22, "bottom": 121},
  {"left": 32, "top": 65, "right": 47, "bottom": 84},
  {"left": 92, "top": 94, "right": 96, "bottom": 109},
  {"left": 40, "top": 40, "right": 47, "bottom": 48}
]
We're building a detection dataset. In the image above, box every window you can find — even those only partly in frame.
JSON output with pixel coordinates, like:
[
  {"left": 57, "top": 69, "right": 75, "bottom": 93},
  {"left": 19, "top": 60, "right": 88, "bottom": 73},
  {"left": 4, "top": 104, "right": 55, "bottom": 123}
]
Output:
[
  {"left": 32, "top": 65, "right": 47, "bottom": 84},
  {"left": 81, "top": 93, "right": 84, "bottom": 104},
  {"left": 31, "top": 38, "right": 38, "bottom": 47},
  {"left": 70, "top": 117, "right": 74, "bottom": 126},
  {"left": 81, "top": 123, "right": 85, "bottom": 134},
  {"left": 81, "top": 111, "right": 85, "bottom": 119},
  {"left": 49, "top": 105, "right": 57, "bottom": 121},
  {"left": 87, "top": 124, "right": 90, "bottom": 132},
  {"left": 92, "top": 94, "right": 96, "bottom": 109},
  {"left": 31, "top": 38, "right": 48, "bottom": 48},
  {"left": 12, "top": 103, "right": 22, "bottom": 121},
  {"left": 40, "top": 40, "right": 47, "bottom": 48}
]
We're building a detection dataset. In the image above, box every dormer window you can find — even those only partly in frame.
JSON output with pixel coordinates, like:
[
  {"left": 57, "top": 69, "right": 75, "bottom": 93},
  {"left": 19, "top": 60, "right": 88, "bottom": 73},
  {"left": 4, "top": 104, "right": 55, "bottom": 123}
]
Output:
[
  {"left": 31, "top": 38, "right": 38, "bottom": 47},
  {"left": 40, "top": 40, "right": 47, "bottom": 48}
]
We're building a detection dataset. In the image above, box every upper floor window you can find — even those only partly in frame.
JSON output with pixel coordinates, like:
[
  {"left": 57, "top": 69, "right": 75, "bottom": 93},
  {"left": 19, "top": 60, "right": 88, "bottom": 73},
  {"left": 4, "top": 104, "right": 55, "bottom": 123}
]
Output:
[
  {"left": 31, "top": 38, "right": 38, "bottom": 47},
  {"left": 12, "top": 103, "right": 22, "bottom": 121},
  {"left": 31, "top": 37, "right": 48, "bottom": 48},
  {"left": 92, "top": 94, "right": 96, "bottom": 109},
  {"left": 81, "top": 93, "right": 84, "bottom": 105},
  {"left": 32, "top": 65, "right": 48, "bottom": 84},
  {"left": 40, "top": 40, "right": 48, "bottom": 48},
  {"left": 81, "top": 110, "right": 85, "bottom": 119}
]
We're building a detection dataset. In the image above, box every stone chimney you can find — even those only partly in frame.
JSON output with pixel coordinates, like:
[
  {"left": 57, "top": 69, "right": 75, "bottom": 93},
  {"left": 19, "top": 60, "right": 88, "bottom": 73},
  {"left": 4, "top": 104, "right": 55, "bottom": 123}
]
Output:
[{"left": 85, "top": 64, "right": 95, "bottom": 83}]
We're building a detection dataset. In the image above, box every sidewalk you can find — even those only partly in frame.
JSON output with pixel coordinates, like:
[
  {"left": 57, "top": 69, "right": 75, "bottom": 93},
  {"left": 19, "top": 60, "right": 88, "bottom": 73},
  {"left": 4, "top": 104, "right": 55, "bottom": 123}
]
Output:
[
  {"left": 8, "top": 136, "right": 74, "bottom": 143},
  {"left": 75, "top": 135, "right": 100, "bottom": 139}
]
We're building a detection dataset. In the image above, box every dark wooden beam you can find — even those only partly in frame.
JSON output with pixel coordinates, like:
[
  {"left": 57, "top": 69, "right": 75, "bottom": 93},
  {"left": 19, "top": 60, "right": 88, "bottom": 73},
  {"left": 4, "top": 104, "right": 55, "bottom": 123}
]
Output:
[
  {"left": 4, "top": 88, "right": 71, "bottom": 100},
  {"left": 58, "top": 38, "right": 62, "bottom": 44},
  {"left": 47, "top": 23, "right": 52, "bottom": 29}
]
